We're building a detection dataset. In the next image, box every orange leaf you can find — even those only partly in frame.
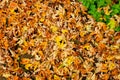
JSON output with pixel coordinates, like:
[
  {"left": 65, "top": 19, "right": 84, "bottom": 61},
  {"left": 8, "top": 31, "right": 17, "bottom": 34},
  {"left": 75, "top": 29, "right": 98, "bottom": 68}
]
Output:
[
  {"left": 0, "top": 33, "right": 3, "bottom": 39},
  {"left": 103, "top": 74, "right": 109, "bottom": 80},
  {"left": 22, "top": 77, "right": 31, "bottom": 80},
  {"left": 98, "top": 43, "right": 106, "bottom": 50},
  {"left": 21, "top": 58, "right": 30, "bottom": 65},
  {"left": 9, "top": 2, "right": 18, "bottom": 9},
  {"left": 96, "top": 34, "right": 103, "bottom": 42},
  {"left": 4, "top": 40, "right": 9, "bottom": 49},
  {"left": 13, "top": 76, "right": 19, "bottom": 80},
  {"left": 41, "top": 42, "right": 47, "bottom": 50}
]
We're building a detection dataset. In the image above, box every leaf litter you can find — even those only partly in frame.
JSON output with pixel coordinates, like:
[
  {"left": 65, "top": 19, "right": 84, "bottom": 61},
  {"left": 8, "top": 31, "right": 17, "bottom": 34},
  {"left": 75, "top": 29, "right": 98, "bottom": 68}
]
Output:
[{"left": 0, "top": 0, "right": 120, "bottom": 80}]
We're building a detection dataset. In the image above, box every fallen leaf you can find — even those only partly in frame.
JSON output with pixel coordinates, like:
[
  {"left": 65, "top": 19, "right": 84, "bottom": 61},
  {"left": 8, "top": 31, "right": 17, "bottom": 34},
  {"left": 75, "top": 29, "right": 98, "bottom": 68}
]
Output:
[
  {"left": 54, "top": 75, "right": 60, "bottom": 80},
  {"left": 63, "top": 56, "right": 75, "bottom": 67},
  {"left": 55, "top": 36, "right": 66, "bottom": 49},
  {"left": 25, "top": 63, "right": 32, "bottom": 70},
  {"left": 108, "top": 62, "right": 116, "bottom": 70}
]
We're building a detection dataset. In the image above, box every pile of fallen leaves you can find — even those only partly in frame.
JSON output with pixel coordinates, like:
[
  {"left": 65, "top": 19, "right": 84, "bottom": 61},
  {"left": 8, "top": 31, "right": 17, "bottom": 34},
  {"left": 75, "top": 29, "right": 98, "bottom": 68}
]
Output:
[{"left": 0, "top": 0, "right": 120, "bottom": 80}]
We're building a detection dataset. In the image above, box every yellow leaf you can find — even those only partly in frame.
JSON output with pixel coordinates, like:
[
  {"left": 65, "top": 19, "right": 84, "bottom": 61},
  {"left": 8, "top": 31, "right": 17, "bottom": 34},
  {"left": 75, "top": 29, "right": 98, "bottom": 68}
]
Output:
[
  {"left": 80, "top": 31, "right": 86, "bottom": 37},
  {"left": 55, "top": 36, "right": 66, "bottom": 49},
  {"left": 109, "top": 62, "right": 116, "bottom": 70},
  {"left": 33, "top": 61, "right": 39, "bottom": 71},
  {"left": 54, "top": 75, "right": 60, "bottom": 80},
  {"left": 22, "top": 26, "right": 28, "bottom": 33},
  {"left": 25, "top": 64, "right": 32, "bottom": 70},
  {"left": 13, "top": 67, "right": 19, "bottom": 71},
  {"left": 63, "top": 56, "right": 75, "bottom": 67},
  {"left": 36, "top": 76, "right": 41, "bottom": 80},
  {"left": 103, "top": 5, "right": 111, "bottom": 15},
  {"left": 107, "top": 55, "right": 114, "bottom": 60},
  {"left": 59, "top": 13, "right": 64, "bottom": 19},
  {"left": 108, "top": 19, "right": 116, "bottom": 30},
  {"left": 51, "top": 25, "right": 58, "bottom": 33},
  {"left": 71, "top": 35, "right": 77, "bottom": 39},
  {"left": 40, "top": 18, "right": 45, "bottom": 22},
  {"left": 84, "top": 44, "right": 90, "bottom": 50},
  {"left": 34, "top": 2, "right": 41, "bottom": 9},
  {"left": 62, "top": 29, "right": 68, "bottom": 34},
  {"left": 10, "top": 9, "right": 16, "bottom": 14},
  {"left": 85, "top": 25, "right": 92, "bottom": 32},
  {"left": 72, "top": 73, "right": 77, "bottom": 78},
  {"left": 111, "top": 45, "right": 119, "bottom": 50},
  {"left": 24, "top": 40, "right": 28, "bottom": 46},
  {"left": 27, "top": 11, "right": 31, "bottom": 16}
]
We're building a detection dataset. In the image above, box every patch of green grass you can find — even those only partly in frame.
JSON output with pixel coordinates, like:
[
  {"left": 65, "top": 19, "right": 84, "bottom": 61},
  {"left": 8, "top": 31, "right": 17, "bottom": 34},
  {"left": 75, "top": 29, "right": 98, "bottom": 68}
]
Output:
[{"left": 78, "top": 0, "right": 120, "bottom": 32}]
